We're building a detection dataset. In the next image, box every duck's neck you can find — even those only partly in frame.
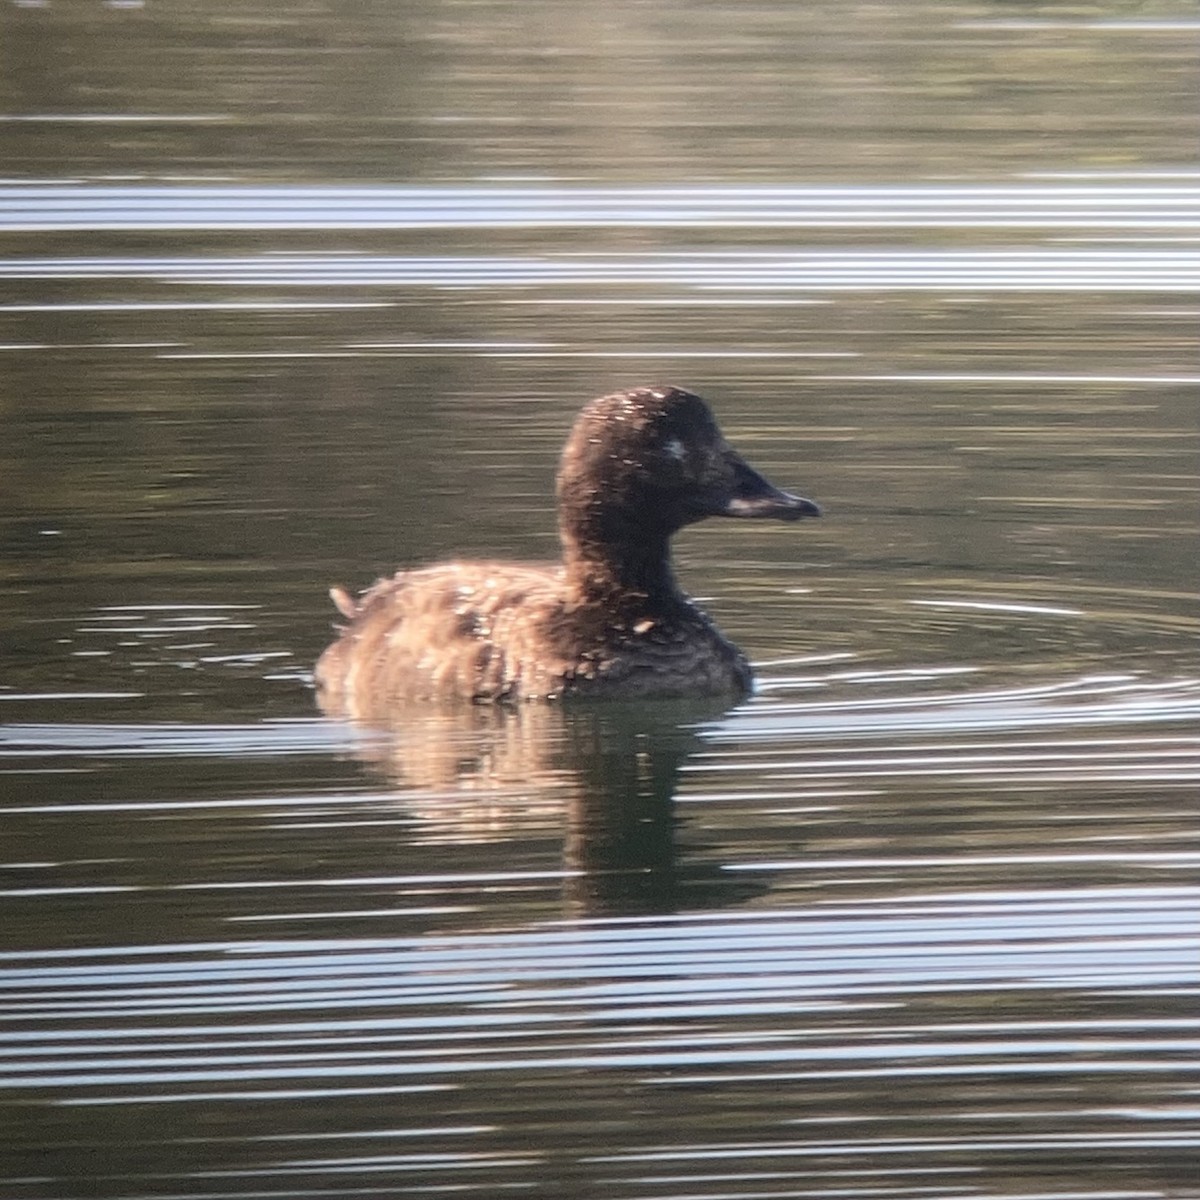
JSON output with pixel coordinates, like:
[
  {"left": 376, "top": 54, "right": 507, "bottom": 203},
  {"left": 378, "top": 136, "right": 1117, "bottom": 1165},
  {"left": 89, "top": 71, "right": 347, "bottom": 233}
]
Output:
[{"left": 561, "top": 520, "right": 684, "bottom": 612}]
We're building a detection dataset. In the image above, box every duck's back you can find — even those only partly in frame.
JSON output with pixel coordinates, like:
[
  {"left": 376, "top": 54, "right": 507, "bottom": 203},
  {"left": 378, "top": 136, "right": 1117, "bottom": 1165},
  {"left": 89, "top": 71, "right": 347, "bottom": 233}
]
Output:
[{"left": 315, "top": 561, "right": 572, "bottom": 712}]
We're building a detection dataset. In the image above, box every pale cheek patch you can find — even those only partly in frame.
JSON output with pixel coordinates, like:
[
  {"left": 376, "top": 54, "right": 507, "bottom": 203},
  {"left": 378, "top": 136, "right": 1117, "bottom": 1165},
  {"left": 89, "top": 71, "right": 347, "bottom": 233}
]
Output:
[{"left": 664, "top": 436, "right": 687, "bottom": 463}]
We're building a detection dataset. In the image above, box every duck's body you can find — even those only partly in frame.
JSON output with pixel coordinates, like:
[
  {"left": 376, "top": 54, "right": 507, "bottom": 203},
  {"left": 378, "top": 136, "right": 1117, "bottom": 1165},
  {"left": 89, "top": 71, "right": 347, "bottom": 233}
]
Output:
[
  {"left": 316, "top": 386, "right": 820, "bottom": 712},
  {"left": 316, "top": 559, "right": 752, "bottom": 712}
]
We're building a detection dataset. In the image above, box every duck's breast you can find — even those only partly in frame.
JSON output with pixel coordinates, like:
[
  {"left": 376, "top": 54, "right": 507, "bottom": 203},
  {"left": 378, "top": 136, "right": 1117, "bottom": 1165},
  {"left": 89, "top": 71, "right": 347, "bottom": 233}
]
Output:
[{"left": 560, "top": 604, "right": 753, "bottom": 700}]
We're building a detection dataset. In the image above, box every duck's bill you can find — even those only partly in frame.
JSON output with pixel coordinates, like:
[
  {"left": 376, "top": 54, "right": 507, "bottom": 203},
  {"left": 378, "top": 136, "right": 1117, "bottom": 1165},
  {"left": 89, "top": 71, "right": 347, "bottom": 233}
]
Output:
[{"left": 718, "top": 455, "right": 822, "bottom": 521}]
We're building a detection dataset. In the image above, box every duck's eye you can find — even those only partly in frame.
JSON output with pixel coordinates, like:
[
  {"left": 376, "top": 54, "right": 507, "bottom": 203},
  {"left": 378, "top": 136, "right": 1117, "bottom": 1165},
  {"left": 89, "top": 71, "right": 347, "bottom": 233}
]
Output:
[{"left": 663, "top": 436, "right": 687, "bottom": 463}]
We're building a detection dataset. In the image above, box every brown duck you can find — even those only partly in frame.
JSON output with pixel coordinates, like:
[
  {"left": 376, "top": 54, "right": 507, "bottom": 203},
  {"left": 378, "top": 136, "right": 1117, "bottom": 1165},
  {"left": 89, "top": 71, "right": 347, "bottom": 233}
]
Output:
[{"left": 316, "top": 385, "right": 820, "bottom": 712}]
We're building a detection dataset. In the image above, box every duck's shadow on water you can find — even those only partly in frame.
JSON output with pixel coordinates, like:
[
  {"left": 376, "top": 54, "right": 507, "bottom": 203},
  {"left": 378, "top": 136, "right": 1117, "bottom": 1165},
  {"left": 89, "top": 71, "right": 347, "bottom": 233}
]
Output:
[{"left": 320, "top": 694, "right": 770, "bottom": 918}]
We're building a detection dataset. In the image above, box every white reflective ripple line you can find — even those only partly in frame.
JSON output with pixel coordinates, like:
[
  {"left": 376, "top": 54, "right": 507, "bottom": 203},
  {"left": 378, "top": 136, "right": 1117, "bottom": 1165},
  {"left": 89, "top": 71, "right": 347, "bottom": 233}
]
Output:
[
  {"left": 1, "top": 899, "right": 1195, "bottom": 998},
  {"left": 8, "top": 913, "right": 1191, "bottom": 989},
  {"left": 1, "top": 250, "right": 1200, "bottom": 292},
  {"left": 0, "top": 183, "right": 1197, "bottom": 230},
  {"left": 0, "top": 719, "right": 370, "bottom": 759},
  {"left": 2, "top": 1043, "right": 1197, "bottom": 1093}
]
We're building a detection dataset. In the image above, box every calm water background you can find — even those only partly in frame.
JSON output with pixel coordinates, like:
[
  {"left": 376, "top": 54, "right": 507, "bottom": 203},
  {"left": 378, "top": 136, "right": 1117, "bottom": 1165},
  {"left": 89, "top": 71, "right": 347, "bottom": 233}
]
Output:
[{"left": 2, "top": 3, "right": 1199, "bottom": 1197}]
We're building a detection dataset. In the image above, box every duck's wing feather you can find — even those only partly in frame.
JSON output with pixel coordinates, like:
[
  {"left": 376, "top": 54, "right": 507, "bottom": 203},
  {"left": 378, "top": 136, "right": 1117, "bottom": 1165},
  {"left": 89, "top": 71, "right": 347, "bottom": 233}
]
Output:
[{"left": 315, "top": 562, "right": 570, "bottom": 712}]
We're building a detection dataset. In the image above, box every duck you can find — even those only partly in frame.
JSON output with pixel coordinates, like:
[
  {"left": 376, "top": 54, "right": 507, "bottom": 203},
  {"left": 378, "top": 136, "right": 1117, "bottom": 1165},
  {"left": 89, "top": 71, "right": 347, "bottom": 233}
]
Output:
[{"left": 315, "top": 385, "right": 820, "bottom": 712}]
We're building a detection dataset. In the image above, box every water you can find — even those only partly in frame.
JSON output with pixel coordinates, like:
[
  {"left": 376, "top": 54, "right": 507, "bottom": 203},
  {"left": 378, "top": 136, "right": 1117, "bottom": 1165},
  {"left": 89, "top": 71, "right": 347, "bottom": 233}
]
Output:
[{"left": 2, "top": 3, "right": 1199, "bottom": 1197}]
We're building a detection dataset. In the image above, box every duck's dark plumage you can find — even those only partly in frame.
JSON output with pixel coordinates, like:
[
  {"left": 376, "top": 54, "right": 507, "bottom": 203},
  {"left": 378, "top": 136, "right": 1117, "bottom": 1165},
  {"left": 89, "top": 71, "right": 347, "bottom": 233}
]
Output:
[{"left": 316, "top": 386, "right": 820, "bottom": 712}]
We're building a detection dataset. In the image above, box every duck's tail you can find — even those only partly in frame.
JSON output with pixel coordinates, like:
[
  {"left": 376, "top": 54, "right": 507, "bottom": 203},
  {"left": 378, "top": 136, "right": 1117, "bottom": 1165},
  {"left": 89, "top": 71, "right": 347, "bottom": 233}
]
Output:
[{"left": 329, "top": 585, "right": 359, "bottom": 620}]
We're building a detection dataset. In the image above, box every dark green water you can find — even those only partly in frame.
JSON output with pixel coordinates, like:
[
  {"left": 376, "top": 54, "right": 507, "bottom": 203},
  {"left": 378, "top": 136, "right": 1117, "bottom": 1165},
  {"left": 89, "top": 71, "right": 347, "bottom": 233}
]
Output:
[{"left": 1, "top": 3, "right": 1198, "bottom": 1198}]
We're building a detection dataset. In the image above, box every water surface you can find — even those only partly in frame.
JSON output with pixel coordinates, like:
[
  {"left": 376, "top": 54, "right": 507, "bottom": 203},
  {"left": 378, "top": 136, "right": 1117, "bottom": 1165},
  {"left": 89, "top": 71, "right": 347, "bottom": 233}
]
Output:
[{"left": 2, "top": 3, "right": 1198, "bottom": 1197}]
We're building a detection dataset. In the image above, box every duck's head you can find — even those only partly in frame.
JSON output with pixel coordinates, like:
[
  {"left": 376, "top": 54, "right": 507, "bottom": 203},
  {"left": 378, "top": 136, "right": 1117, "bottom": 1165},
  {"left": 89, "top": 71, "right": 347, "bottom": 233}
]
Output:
[{"left": 557, "top": 386, "right": 821, "bottom": 546}]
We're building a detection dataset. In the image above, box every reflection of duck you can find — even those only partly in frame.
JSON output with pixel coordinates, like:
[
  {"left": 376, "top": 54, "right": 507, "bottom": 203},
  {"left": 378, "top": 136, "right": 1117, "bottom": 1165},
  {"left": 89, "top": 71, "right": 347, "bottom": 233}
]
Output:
[
  {"left": 328, "top": 695, "right": 770, "bottom": 918},
  {"left": 316, "top": 386, "right": 820, "bottom": 711}
]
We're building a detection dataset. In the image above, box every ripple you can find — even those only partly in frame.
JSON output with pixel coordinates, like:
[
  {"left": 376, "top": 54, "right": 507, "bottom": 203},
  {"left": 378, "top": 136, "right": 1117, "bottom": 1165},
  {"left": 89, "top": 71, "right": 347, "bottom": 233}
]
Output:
[
  {"left": 1, "top": 890, "right": 1195, "bottom": 1099},
  {"left": 0, "top": 182, "right": 1197, "bottom": 232},
  {"left": 0, "top": 719, "right": 366, "bottom": 763},
  {"left": 3, "top": 248, "right": 1200, "bottom": 292}
]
